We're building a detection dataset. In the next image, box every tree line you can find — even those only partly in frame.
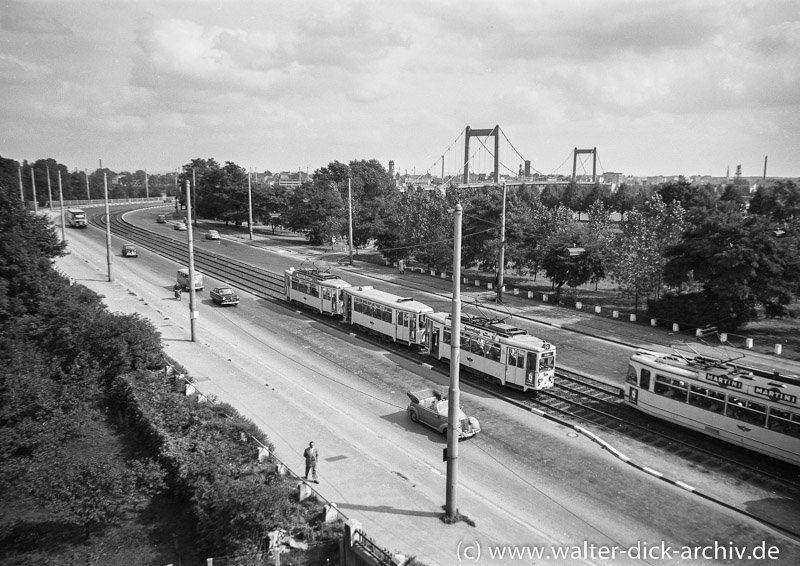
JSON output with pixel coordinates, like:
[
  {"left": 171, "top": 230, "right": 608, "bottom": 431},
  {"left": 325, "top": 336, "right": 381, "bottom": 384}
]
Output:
[{"left": 3, "top": 153, "right": 798, "bottom": 331}]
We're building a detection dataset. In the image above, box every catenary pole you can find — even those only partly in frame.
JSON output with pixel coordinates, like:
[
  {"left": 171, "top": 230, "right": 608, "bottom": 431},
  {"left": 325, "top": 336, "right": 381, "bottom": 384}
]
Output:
[
  {"left": 46, "top": 166, "right": 53, "bottom": 210},
  {"left": 103, "top": 172, "right": 112, "bottom": 282},
  {"left": 58, "top": 170, "right": 66, "bottom": 242},
  {"left": 348, "top": 178, "right": 354, "bottom": 266},
  {"left": 445, "top": 203, "right": 463, "bottom": 519},
  {"left": 30, "top": 167, "right": 38, "bottom": 212},
  {"left": 185, "top": 180, "right": 198, "bottom": 342},
  {"left": 18, "top": 166, "right": 23, "bottom": 202},
  {"left": 247, "top": 169, "right": 254, "bottom": 240},
  {"left": 497, "top": 181, "right": 507, "bottom": 303}
]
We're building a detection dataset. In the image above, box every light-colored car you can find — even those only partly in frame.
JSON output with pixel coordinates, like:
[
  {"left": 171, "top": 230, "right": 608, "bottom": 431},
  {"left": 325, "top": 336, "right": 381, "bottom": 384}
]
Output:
[
  {"left": 156, "top": 214, "right": 167, "bottom": 223},
  {"left": 174, "top": 222, "right": 187, "bottom": 231},
  {"left": 205, "top": 230, "right": 220, "bottom": 240},
  {"left": 121, "top": 244, "right": 138, "bottom": 257},
  {"left": 406, "top": 388, "right": 480, "bottom": 439}
]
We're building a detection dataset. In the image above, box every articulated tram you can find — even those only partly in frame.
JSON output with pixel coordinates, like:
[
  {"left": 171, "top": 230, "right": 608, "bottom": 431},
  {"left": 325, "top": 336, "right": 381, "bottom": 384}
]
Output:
[
  {"left": 283, "top": 267, "right": 556, "bottom": 391},
  {"left": 626, "top": 349, "right": 800, "bottom": 466},
  {"left": 426, "top": 312, "right": 556, "bottom": 391}
]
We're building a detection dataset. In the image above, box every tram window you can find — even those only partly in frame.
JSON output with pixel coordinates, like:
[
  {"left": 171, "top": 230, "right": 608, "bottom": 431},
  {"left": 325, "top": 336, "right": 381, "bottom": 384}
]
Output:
[
  {"left": 460, "top": 335, "right": 470, "bottom": 349},
  {"left": 373, "top": 305, "right": 384, "bottom": 320},
  {"left": 291, "top": 280, "right": 299, "bottom": 291},
  {"left": 398, "top": 312, "right": 408, "bottom": 327},
  {"left": 311, "top": 285, "right": 319, "bottom": 298},
  {"left": 688, "top": 385, "right": 725, "bottom": 413},
  {"left": 654, "top": 375, "right": 687, "bottom": 402},
  {"left": 354, "top": 299, "right": 363, "bottom": 313},
  {"left": 768, "top": 409, "right": 800, "bottom": 438},
  {"left": 488, "top": 344, "right": 501, "bottom": 362},
  {"left": 382, "top": 307, "right": 392, "bottom": 323},
  {"left": 540, "top": 353, "right": 555, "bottom": 371},
  {"left": 626, "top": 366, "right": 638, "bottom": 385},
  {"left": 508, "top": 348, "right": 524, "bottom": 368},
  {"left": 725, "top": 396, "right": 749, "bottom": 422},
  {"left": 471, "top": 339, "right": 484, "bottom": 356},
  {"left": 746, "top": 401, "right": 767, "bottom": 426},
  {"left": 443, "top": 329, "right": 451, "bottom": 344},
  {"left": 640, "top": 369, "right": 651, "bottom": 390},
  {"left": 322, "top": 288, "right": 331, "bottom": 300},
  {"left": 363, "top": 303, "right": 373, "bottom": 317}
]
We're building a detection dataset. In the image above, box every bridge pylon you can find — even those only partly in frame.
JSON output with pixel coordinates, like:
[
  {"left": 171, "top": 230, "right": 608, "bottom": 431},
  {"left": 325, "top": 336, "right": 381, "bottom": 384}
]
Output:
[
  {"left": 572, "top": 147, "right": 597, "bottom": 183},
  {"left": 464, "top": 125, "right": 500, "bottom": 185}
]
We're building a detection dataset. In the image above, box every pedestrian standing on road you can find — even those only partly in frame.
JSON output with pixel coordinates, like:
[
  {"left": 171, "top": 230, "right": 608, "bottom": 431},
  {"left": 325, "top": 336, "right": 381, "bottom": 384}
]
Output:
[
  {"left": 303, "top": 441, "right": 319, "bottom": 483},
  {"left": 398, "top": 259, "right": 405, "bottom": 275}
]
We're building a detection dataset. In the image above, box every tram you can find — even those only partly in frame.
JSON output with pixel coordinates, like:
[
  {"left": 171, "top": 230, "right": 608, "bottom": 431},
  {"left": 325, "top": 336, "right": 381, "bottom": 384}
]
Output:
[
  {"left": 343, "top": 286, "right": 433, "bottom": 346},
  {"left": 285, "top": 268, "right": 351, "bottom": 315},
  {"left": 625, "top": 349, "right": 800, "bottom": 466},
  {"left": 425, "top": 312, "right": 556, "bottom": 391}
]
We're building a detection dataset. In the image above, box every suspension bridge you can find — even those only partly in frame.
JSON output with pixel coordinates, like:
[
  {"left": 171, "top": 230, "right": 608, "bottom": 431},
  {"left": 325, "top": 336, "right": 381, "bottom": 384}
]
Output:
[{"left": 405, "top": 125, "right": 612, "bottom": 189}]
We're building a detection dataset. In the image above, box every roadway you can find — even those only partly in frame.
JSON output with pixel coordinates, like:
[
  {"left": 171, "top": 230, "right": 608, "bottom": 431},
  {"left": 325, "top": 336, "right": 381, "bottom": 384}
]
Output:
[{"left": 51, "top": 205, "right": 800, "bottom": 565}]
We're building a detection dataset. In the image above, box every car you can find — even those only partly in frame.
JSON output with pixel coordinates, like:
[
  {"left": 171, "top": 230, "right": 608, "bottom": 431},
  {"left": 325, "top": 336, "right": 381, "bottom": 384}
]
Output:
[
  {"left": 210, "top": 287, "right": 239, "bottom": 306},
  {"left": 406, "top": 388, "right": 480, "bottom": 439},
  {"left": 121, "top": 244, "right": 138, "bottom": 257},
  {"left": 205, "top": 230, "right": 220, "bottom": 240},
  {"left": 174, "top": 222, "right": 187, "bottom": 231},
  {"left": 156, "top": 214, "right": 167, "bottom": 223}
]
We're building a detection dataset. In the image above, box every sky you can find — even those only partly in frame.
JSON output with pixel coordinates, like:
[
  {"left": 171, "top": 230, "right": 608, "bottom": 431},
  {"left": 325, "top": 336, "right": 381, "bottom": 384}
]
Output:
[{"left": 1, "top": 0, "right": 799, "bottom": 179}]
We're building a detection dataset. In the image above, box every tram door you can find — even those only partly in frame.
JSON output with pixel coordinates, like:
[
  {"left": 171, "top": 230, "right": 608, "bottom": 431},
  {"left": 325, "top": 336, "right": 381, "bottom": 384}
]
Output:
[{"left": 504, "top": 347, "right": 527, "bottom": 387}]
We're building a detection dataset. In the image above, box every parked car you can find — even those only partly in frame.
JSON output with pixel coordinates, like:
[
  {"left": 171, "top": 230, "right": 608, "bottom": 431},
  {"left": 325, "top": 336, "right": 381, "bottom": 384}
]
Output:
[
  {"left": 121, "top": 244, "right": 138, "bottom": 257},
  {"left": 205, "top": 230, "right": 220, "bottom": 240},
  {"left": 406, "top": 388, "right": 480, "bottom": 439},
  {"left": 174, "top": 222, "right": 187, "bottom": 231},
  {"left": 210, "top": 287, "right": 239, "bottom": 306},
  {"left": 156, "top": 214, "right": 167, "bottom": 223}
]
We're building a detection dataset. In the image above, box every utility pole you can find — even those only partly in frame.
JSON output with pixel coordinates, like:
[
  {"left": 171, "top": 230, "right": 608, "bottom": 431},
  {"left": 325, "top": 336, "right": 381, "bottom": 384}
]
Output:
[
  {"left": 46, "top": 166, "right": 53, "bottom": 209},
  {"left": 85, "top": 169, "right": 90, "bottom": 200},
  {"left": 192, "top": 168, "right": 197, "bottom": 226},
  {"left": 58, "top": 170, "right": 65, "bottom": 242},
  {"left": 445, "top": 203, "right": 463, "bottom": 520},
  {"left": 18, "top": 166, "right": 23, "bottom": 202},
  {"left": 185, "top": 180, "right": 198, "bottom": 342},
  {"left": 247, "top": 169, "right": 254, "bottom": 240},
  {"left": 103, "top": 172, "right": 112, "bottom": 282},
  {"left": 145, "top": 168, "right": 150, "bottom": 199},
  {"left": 348, "top": 178, "right": 354, "bottom": 266},
  {"left": 30, "top": 167, "right": 38, "bottom": 212},
  {"left": 497, "top": 181, "right": 507, "bottom": 303}
]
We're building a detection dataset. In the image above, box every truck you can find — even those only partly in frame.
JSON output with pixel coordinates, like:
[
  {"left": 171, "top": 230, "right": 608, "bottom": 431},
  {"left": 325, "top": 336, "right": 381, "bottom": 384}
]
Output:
[
  {"left": 210, "top": 287, "right": 239, "bottom": 306},
  {"left": 67, "top": 208, "right": 87, "bottom": 228},
  {"left": 406, "top": 388, "right": 481, "bottom": 439},
  {"left": 177, "top": 268, "right": 204, "bottom": 291}
]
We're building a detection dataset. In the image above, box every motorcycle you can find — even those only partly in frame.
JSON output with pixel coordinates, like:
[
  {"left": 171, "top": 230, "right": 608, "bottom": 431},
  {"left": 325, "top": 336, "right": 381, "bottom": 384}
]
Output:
[{"left": 174, "top": 287, "right": 182, "bottom": 301}]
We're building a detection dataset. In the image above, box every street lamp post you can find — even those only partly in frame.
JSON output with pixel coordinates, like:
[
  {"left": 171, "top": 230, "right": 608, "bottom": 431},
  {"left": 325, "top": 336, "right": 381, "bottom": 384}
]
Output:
[
  {"left": 185, "top": 180, "right": 199, "bottom": 342},
  {"left": 348, "top": 178, "right": 354, "bottom": 266},
  {"left": 445, "top": 203, "right": 463, "bottom": 519}
]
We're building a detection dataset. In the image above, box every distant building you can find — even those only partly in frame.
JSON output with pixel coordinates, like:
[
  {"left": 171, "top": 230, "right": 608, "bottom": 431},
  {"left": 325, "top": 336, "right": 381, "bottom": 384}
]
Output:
[{"left": 272, "top": 171, "right": 309, "bottom": 188}]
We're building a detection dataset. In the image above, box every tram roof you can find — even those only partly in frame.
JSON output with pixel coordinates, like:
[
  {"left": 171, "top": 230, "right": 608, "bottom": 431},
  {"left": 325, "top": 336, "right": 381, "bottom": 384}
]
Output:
[
  {"left": 633, "top": 349, "right": 800, "bottom": 388},
  {"left": 344, "top": 286, "right": 433, "bottom": 312},
  {"left": 427, "top": 311, "right": 554, "bottom": 351},
  {"left": 285, "top": 267, "right": 351, "bottom": 288}
]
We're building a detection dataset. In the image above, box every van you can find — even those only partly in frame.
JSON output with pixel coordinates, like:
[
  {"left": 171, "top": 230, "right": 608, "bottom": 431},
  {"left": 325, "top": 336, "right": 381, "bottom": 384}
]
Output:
[
  {"left": 177, "top": 268, "right": 204, "bottom": 291},
  {"left": 156, "top": 214, "right": 167, "bottom": 223}
]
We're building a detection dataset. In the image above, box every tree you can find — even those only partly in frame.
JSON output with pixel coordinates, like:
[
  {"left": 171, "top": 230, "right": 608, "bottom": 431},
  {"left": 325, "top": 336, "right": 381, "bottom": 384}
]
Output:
[
  {"left": 541, "top": 224, "right": 604, "bottom": 291},
  {"left": 607, "top": 194, "right": 685, "bottom": 313},
  {"left": 749, "top": 180, "right": 800, "bottom": 223},
  {"left": 282, "top": 181, "right": 345, "bottom": 245},
  {"left": 663, "top": 211, "right": 800, "bottom": 325}
]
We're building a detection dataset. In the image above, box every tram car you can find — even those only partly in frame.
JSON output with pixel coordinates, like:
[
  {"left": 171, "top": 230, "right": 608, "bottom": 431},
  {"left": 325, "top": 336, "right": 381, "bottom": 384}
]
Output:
[
  {"left": 343, "top": 286, "right": 433, "bottom": 346},
  {"left": 425, "top": 312, "right": 556, "bottom": 391},
  {"left": 285, "top": 268, "right": 351, "bottom": 315},
  {"left": 67, "top": 207, "right": 87, "bottom": 228},
  {"left": 625, "top": 349, "right": 800, "bottom": 466}
]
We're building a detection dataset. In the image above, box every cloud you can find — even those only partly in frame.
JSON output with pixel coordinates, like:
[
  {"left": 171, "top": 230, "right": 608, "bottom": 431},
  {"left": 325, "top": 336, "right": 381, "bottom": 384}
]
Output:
[
  {"left": 0, "top": 53, "right": 52, "bottom": 84},
  {"left": 0, "top": 1, "right": 72, "bottom": 35}
]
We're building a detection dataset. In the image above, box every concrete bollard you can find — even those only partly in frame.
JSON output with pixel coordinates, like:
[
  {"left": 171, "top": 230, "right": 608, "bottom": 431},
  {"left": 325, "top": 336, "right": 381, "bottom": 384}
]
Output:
[
  {"left": 275, "top": 462, "right": 287, "bottom": 476},
  {"left": 746, "top": 338, "right": 754, "bottom": 349},
  {"left": 441, "top": 273, "right": 447, "bottom": 279},
  {"left": 475, "top": 280, "right": 480, "bottom": 287},
  {"left": 487, "top": 283, "right": 492, "bottom": 290},
  {"left": 257, "top": 446, "right": 270, "bottom": 462},
  {"left": 298, "top": 481, "right": 312, "bottom": 502},
  {"left": 513, "top": 288, "right": 519, "bottom": 295},
  {"left": 430, "top": 269, "right": 436, "bottom": 276},
  {"left": 630, "top": 314, "right": 637, "bottom": 322},
  {"left": 575, "top": 301, "right": 582, "bottom": 310},
  {"left": 324, "top": 503, "right": 340, "bottom": 523},
  {"left": 775, "top": 344, "right": 783, "bottom": 356},
  {"left": 613, "top": 310, "right": 619, "bottom": 319},
  {"left": 542, "top": 294, "right": 547, "bottom": 302},
  {"left": 528, "top": 291, "right": 534, "bottom": 299},
  {"left": 672, "top": 323, "right": 680, "bottom": 332},
  {"left": 595, "top": 306, "right": 601, "bottom": 314},
  {"left": 720, "top": 333, "right": 727, "bottom": 343},
  {"left": 185, "top": 382, "right": 196, "bottom": 396},
  {"left": 651, "top": 318, "right": 657, "bottom": 327},
  {"left": 463, "top": 277, "right": 468, "bottom": 284}
]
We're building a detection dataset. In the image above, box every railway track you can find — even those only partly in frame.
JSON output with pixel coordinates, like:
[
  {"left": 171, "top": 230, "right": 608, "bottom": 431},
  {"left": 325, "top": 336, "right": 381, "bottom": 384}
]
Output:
[{"left": 92, "top": 205, "right": 800, "bottom": 495}]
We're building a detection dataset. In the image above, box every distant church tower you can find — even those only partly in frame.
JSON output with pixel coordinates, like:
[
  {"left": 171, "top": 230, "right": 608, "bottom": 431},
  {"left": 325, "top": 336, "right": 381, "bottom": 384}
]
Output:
[{"left": 388, "top": 160, "right": 395, "bottom": 177}]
